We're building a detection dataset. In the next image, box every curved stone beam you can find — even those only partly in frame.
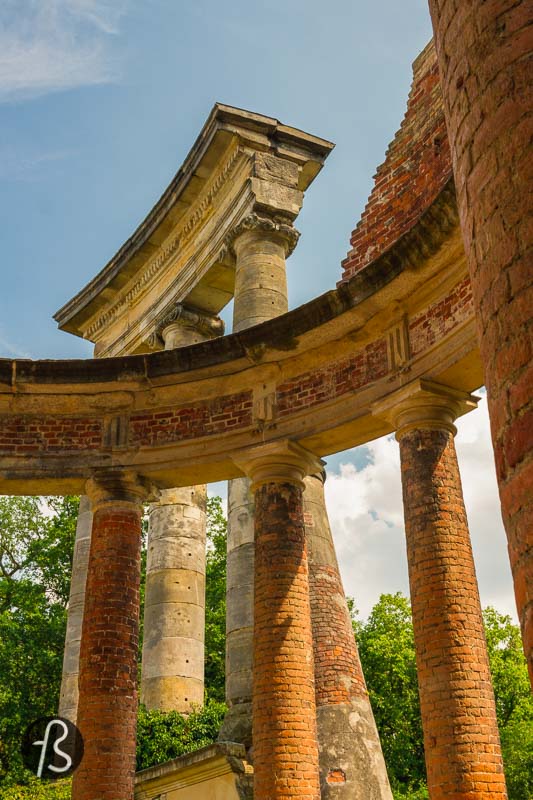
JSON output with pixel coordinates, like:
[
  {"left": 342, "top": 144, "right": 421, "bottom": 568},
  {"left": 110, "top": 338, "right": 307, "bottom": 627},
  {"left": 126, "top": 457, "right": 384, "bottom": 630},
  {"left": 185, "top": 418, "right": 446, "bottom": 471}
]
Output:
[{"left": 0, "top": 181, "right": 481, "bottom": 493}]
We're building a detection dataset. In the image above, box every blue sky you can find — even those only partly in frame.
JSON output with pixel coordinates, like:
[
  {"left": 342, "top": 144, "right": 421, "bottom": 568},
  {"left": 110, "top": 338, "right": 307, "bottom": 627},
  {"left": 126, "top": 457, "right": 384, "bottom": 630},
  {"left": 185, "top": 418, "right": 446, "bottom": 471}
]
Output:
[
  {"left": 0, "top": 1, "right": 517, "bottom": 620},
  {"left": 0, "top": 0, "right": 432, "bottom": 358}
]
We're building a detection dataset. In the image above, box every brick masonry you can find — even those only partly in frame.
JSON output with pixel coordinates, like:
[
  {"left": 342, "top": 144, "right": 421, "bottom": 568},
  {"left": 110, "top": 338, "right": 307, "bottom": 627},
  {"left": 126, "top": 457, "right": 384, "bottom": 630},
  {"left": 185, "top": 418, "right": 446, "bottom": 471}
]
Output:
[
  {"left": 253, "top": 481, "right": 321, "bottom": 800},
  {"left": 340, "top": 41, "right": 452, "bottom": 283},
  {"left": 399, "top": 427, "right": 506, "bottom": 800},
  {"left": 427, "top": 0, "right": 533, "bottom": 683},
  {"left": 0, "top": 273, "right": 476, "bottom": 461},
  {"left": 409, "top": 276, "right": 473, "bottom": 357},
  {"left": 71, "top": 503, "right": 142, "bottom": 800},
  {"left": 0, "top": 416, "right": 101, "bottom": 453}
]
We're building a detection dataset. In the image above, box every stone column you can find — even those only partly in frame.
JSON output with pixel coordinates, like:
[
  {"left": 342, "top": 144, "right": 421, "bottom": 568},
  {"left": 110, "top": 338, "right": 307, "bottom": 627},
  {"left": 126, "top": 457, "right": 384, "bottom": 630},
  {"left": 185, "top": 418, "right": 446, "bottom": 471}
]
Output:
[
  {"left": 220, "top": 215, "right": 296, "bottom": 744},
  {"left": 427, "top": 0, "right": 533, "bottom": 684},
  {"left": 236, "top": 440, "right": 323, "bottom": 800},
  {"left": 141, "top": 304, "right": 223, "bottom": 712},
  {"left": 378, "top": 380, "right": 506, "bottom": 800},
  {"left": 305, "top": 472, "right": 392, "bottom": 799},
  {"left": 72, "top": 472, "right": 156, "bottom": 800},
  {"left": 58, "top": 496, "right": 92, "bottom": 722}
]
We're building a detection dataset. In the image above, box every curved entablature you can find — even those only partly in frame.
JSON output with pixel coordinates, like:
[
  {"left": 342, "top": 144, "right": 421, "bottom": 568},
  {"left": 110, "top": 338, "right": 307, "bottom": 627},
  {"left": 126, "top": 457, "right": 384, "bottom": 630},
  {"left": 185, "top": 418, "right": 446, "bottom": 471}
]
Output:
[
  {"left": 0, "top": 180, "right": 483, "bottom": 495},
  {"left": 53, "top": 104, "right": 334, "bottom": 358}
]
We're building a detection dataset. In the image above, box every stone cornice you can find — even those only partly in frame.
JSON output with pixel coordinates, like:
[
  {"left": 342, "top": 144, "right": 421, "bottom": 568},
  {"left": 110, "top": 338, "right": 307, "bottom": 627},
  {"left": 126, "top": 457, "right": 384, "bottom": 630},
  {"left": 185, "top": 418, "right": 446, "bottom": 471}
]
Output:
[{"left": 54, "top": 104, "right": 334, "bottom": 342}]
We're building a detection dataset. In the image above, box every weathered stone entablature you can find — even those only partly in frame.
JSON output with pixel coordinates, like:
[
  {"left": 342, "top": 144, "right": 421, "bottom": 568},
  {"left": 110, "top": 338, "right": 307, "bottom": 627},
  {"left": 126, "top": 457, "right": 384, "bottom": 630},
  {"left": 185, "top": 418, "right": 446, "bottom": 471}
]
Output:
[
  {"left": 0, "top": 180, "right": 481, "bottom": 497},
  {"left": 53, "top": 104, "right": 333, "bottom": 358}
]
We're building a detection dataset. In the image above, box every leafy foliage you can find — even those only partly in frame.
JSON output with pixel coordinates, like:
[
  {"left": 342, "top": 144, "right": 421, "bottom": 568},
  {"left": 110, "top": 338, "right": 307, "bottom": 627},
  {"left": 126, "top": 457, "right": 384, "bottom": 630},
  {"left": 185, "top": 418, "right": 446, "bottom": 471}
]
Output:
[
  {"left": 136, "top": 700, "right": 226, "bottom": 771},
  {"left": 0, "top": 778, "right": 72, "bottom": 799},
  {"left": 204, "top": 496, "right": 227, "bottom": 702},
  {"left": 0, "top": 496, "right": 78, "bottom": 786},
  {"left": 483, "top": 607, "right": 533, "bottom": 800},
  {"left": 354, "top": 594, "right": 533, "bottom": 800},
  {"left": 354, "top": 593, "right": 426, "bottom": 797}
]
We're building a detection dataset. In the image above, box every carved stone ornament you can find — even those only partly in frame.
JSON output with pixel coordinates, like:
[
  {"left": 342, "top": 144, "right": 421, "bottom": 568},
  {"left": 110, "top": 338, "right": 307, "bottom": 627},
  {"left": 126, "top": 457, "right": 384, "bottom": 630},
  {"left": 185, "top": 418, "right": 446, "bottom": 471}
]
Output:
[
  {"left": 226, "top": 213, "right": 301, "bottom": 257},
  {"left": 156, "top": 303, "right": 225, "bottom": 339}
]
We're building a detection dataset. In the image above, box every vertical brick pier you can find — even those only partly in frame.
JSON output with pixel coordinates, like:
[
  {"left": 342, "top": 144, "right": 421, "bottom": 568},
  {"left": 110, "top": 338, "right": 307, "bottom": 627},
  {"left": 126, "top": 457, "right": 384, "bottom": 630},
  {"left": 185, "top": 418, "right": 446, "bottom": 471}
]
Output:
[
  {"left": 72, "top": 472, "right": 155, "bottom": 800},
  {"left": 377, "top": 380, "right": 507, "bottom": 800},
  {"left": 305, "top": 473, "right": 392, "bottom": 798},
  {"left": 428, "top": 0, "right": 533, "bottom": 682},
  {"left": 235, "top": 440, "right": 323, "bottom": 800}
]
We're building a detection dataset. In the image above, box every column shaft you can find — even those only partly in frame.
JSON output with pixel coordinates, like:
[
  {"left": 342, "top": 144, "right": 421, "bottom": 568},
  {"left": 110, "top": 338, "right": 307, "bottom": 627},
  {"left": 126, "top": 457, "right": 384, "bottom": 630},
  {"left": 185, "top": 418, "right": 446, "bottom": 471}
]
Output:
[
  {"left": 305, "top": 474, "right": 392, "bottom": 799},
  {"left": 58, "top": 496, "right": 92, "bottom": 722},
  {"left": 72, "top": 489, "right": 144, "bottom": 800},
  {"left": 254, "top": 480, "right": 320, "bottom": 800},
  {"left": 141, "top": 306, "right": 222, "bottom": 712},
  {"left": 399, "top": 427, "right": 506, "bottom": 800},
  {"left": 222, "top": 227, "right": 289, "bottom": 742},
  {"left": 427, "top": 0, "right": 533, "bottom": 683},
  {"left": 141, "top": 486, "right": 206, "bottom": 711}
]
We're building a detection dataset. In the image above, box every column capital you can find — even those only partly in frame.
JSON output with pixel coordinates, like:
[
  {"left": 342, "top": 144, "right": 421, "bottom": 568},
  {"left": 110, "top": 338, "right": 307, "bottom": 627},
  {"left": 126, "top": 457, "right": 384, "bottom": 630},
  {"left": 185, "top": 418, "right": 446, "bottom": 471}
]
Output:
[
  {"left": 234, "top": 439, "right": 324, "bottom": 491},
  {"left": 227, "top": 212, "right": 300, "bottom": 258},
  {"left": 86, "top": 470, "right": 160, "bottom": 511},
  {"left": 372, "top": 379, "right": 479, "bottom": 440},
  {"left": 145, "top": 303, "right": 224, "bottom": 351}
]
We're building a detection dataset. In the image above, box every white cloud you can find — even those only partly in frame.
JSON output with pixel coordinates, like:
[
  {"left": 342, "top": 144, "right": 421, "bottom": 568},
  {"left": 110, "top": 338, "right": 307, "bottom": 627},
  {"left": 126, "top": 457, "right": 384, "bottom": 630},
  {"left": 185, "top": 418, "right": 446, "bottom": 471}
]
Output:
[
  {"left": 0, "top": 0, "right": 128, "bottom": 102},
  {"left": 325, "top": 395, "right": 517, "bottom": 622},
  {"left": 0, "top": 330, "right": 33, "bottom": 358}
]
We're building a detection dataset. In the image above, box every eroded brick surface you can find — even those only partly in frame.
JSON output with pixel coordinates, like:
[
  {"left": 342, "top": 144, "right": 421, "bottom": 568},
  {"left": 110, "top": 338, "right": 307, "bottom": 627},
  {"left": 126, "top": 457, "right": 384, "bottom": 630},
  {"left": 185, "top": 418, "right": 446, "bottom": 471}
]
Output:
[
  {"left": 400, "top": 428, "right": 507, "bottom": 800},
  {"left": 428, "top": 0, "right": 533, "bottom": 682},
  {"left": 253, "top": 482, "right": 320, "bottom": 800},
  {"left": 340, "top": 41, "right": 452, "bottom": 283},
  {"left": 72, "top": 505, "right": 142, "bottom": 800}
]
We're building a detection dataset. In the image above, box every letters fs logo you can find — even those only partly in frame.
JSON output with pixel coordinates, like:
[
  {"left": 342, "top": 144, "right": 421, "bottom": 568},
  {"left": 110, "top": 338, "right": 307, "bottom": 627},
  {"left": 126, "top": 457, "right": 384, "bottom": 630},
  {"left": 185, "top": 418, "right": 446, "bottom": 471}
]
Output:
[{"left": 22, "top": 717, "right": 84, "bottom": 779}]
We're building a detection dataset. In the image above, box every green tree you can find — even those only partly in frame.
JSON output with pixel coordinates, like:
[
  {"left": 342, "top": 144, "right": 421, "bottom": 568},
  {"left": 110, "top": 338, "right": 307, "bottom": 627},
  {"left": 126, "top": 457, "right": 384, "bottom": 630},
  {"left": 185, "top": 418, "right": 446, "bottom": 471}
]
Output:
[
  {"left": 355, "top": 594, "right": 533, "bottom": 800},
  {"left": 204, "top": 496, "right": 226, "bottom": 702},
  {"left": 354, "top": 593, "right": 426, "bottom": 797},
  {"left": 0, "top": 496, "right": 78, "bottom": 786},
  {"left": 483, "top": 607, "right": 533, "bottom": 800}
]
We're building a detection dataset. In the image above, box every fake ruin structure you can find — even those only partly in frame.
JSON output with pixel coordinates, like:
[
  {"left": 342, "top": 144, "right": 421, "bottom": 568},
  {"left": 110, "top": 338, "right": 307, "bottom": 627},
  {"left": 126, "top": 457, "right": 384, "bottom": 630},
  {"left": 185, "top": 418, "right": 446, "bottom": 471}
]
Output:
[{"left": 1, "top": 2, "right": 531, "bottom": 798}]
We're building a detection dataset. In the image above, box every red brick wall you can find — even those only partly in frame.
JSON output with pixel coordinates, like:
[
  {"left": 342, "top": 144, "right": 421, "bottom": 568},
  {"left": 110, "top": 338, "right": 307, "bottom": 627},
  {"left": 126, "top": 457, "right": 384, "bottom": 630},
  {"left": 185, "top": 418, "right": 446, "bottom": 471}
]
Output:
[
  {"left": 72, "top": 504, "right": 142, "bottom": 800},
  {"left": 409, "top": 276, "right": 473, "bottom": 356},
  {"left": 277, "top": 338, "right": 388, "bottom": 417},
  {"left": 340, "top": 41, "right": 452, "bottom": 283},
  {"left": 129, "top": 391, "right": 252, "bottom": 445},
  {"left": 253, "top": 482, "right": 320, "bottom": 800},
  {"left": 427, "top": 0, "right": 533, "bottom": 682},
  {"left": 400, "top": 427, "right": 506, "bottom": 799},
  {"left": 0, "top": 417, "right": 101, "bottom": 453}
]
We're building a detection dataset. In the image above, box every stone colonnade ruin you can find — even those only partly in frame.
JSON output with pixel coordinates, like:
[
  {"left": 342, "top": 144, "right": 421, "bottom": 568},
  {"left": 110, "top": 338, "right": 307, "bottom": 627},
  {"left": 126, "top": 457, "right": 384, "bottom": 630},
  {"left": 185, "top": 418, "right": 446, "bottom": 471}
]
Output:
[{"left": 0, "top": 1, "right": 530, "bottom": 798}]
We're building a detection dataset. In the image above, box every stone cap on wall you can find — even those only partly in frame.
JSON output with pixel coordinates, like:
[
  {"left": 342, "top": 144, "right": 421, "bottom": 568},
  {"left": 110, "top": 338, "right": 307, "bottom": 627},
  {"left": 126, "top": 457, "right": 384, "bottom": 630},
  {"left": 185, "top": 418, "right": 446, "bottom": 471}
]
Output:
[{"left": 134, "top": 741, "right": 253, "bottom": 799}]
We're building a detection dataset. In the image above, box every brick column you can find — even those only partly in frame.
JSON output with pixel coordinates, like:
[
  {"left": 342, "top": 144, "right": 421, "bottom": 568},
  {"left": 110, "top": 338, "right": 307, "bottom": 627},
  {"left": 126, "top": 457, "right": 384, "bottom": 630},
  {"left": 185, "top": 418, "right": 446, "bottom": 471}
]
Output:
[
  {"left": 427, "top": 0, "right": 533, "bottom": 682},
  {"left": 305, "top": 472, "right": 392, "bottom": 799},
  {"left": 376, "top": 380, "right": 507, "bottom": 800},
  {"left": 141, "top": 305, "right": 223, "bottom": 712},
  {"left": 235, "top": 440, "right": 323, "bottom": 800},
  {"left": 72, "top": 472, "right": 157, "bottom": 800},
  {"left": 221, "top": 216, "right": 297, "bottom": 744}
]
